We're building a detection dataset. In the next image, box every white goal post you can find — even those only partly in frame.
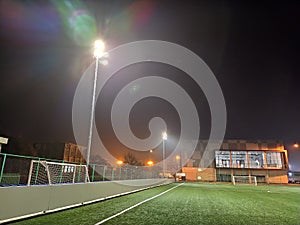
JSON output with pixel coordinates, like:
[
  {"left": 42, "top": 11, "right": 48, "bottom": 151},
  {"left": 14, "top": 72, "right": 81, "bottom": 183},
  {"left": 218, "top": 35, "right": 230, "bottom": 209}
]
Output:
[
  {"left": 27, "top": 160, "right": 89, "bottom": 185},
  {"left": 232, "top": 175, "right": 257, "bottom": 186}
]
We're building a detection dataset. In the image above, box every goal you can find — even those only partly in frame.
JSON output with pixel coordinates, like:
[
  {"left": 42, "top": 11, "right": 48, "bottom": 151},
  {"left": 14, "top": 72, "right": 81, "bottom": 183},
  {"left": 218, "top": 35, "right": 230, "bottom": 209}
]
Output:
[
  {"left": 27, "top": 160, "right": 89, "bottom": 185},
  {"left": 232, "top": 175, "right": 257, "bottom": 186}
]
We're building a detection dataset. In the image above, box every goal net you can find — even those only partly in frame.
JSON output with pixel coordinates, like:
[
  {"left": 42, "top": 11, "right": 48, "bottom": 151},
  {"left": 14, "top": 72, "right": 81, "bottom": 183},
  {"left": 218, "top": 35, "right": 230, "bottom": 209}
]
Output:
[
  {"left": 232, "top": 175, "right": 257, "bottom": 186},
  {"left": 27, "top": 160, "right": 89, "bottom": 185}
]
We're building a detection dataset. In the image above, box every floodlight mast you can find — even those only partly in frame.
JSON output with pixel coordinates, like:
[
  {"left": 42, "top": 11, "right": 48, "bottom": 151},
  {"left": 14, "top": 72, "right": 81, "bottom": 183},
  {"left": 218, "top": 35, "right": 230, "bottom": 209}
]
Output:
[
  {"left": 162, "top": 131, "right": 167, "bottom": 178},
  {"left": 86, "top": 40, "right": 108, "bottom": 182}
]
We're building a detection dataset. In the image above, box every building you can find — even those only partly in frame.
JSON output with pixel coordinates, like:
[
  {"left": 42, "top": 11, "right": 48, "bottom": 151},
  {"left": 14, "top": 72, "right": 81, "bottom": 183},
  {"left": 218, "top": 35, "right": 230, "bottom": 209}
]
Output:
[
  {"left": 183, "top": 140, "right": 289, "bottom": 184},
  {"left": 33, "top": 142, "right": 87, "bottom": 163},
  {"left": 0, "top": 137, "right": 8, "bottom": 153}
]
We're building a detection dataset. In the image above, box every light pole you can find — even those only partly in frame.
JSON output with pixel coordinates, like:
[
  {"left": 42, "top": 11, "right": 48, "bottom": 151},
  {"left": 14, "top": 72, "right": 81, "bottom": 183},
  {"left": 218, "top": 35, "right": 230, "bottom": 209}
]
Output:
[
  {"left": 86, "top": 40, "right": 108, "bottom": 182},
  {"left": 162, "top": 131, "right": 167, "bottom": 178},
  {"left": 176, "top": 155, "right": 180, "bottom": 170}
]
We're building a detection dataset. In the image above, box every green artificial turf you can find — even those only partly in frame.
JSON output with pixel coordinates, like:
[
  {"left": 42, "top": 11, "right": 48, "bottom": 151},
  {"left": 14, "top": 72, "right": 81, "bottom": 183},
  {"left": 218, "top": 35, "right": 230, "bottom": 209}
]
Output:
[{"left": 12, "top": 183, "right": 300, "bottom": 225}]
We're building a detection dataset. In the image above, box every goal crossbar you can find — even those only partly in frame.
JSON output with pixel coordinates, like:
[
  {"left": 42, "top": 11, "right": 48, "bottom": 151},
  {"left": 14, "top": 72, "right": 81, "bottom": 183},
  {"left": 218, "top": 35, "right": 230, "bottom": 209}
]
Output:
[{"left": 232, "top": 175, "right": 257, "bottom": 186}]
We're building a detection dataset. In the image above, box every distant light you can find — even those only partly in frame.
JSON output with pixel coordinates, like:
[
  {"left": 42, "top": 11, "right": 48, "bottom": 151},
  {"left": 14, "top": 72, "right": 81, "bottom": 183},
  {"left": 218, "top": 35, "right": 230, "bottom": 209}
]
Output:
[
  {"left": 176, "top": 155, "right": 180, "bottom": 160},
  {"left": 149, "top": 149, "right": 153, "bottom": 153},
  {"left": 293, "top": 143, "right": 299, "bottom": 148},
  {"left": 162, "top": 131, "right": 168, "bottom": 140},
  {"left": 117, "top": 160, "right": 123, "bottom": 165},
  {"left": 288, "top": 172, "right": 292, "bottom": 177},
  {"left": 147, "top": 160, "right": 154, "bottom": 166}
]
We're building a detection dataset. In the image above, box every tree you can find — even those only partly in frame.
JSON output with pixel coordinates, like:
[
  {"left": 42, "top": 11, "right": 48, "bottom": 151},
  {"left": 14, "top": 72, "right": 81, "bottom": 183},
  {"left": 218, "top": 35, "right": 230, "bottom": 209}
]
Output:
[{"left": 124, "top": 152, "right": 144, "bottom": 166}]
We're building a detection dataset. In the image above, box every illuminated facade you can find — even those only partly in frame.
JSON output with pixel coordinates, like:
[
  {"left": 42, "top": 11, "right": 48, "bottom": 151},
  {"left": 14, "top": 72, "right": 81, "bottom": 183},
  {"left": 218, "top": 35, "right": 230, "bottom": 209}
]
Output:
[{"left": 183, "top": 140, "right": 289, "bottom": 184}]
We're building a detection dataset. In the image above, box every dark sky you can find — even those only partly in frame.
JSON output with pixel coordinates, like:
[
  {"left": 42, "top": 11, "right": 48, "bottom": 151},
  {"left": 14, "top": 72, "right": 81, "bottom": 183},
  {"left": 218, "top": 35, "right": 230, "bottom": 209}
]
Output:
[{"left": 0, "top": 1, "right": 299, "bottom": 169}]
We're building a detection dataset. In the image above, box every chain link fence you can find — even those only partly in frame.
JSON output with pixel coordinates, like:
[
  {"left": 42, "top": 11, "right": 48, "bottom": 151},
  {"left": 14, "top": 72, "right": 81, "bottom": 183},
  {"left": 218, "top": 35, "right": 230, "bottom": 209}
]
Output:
[{"left": 0, "top": 153, "right": 161, "bottom": 186}]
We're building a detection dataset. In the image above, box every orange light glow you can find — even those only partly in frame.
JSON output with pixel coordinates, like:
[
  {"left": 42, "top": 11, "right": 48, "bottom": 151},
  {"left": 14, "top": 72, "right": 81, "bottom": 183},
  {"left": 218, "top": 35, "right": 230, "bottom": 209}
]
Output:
[
  {"left": 294, "top": 143, "right": 299, "bottom": 148},
  {"left": 116, "top": 160, "right": 123, "bottom": 165},
  {"left": 176, "top": 155, "right": 180, "bottom": 160},
  {"left": 147, "top": 160, "right": 154, "bottom": 166}
]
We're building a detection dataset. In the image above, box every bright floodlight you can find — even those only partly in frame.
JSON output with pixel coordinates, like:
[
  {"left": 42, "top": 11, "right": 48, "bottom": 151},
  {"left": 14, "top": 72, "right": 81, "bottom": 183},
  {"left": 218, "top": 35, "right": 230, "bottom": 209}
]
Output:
[
  {"left": 294, "top": 143, "right": 299, "bottom": 148},
  {"left": 94, "top": 39, "right": 105, "bottom": 58},
  {"left": 162, "top": 131, "right": 168, "bottom": 140}
]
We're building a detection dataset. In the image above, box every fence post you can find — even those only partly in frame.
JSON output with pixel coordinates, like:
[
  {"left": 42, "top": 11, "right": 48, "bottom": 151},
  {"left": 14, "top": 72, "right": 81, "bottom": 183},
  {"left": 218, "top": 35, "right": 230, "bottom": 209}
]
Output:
[
  {"left": 0, "top": 154, "right": 7, "bottom": 183},
  {"left": 77, "top": 163, "right": 82, "bottom": 182},
  {"left": 102, "top": 166, "right": 106, "bottom": 181},
  {"left": 91, "top": 164, "right": 95, "bottom": 182},
  {"left": 125, "top": 168, "right": 128, "bottom": 180},
  {"left": 119, "top": 167, "right": 122, "bottom": 180}
]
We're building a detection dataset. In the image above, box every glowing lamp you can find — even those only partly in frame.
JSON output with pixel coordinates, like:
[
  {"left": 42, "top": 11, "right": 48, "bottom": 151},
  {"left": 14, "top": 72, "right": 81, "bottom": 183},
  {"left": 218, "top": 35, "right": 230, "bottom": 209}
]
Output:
[
  {"left": 94, "top": 40, "right": 105, "bottom": 58},
  {"left": 117, "top": 160, "right": 123, "bottom": 165},
  {"left": 147, "top": 160, "right": 154, "bottom": 166},
  {"left": 162, "top": 132, "right": 168, "bottom": 140}
]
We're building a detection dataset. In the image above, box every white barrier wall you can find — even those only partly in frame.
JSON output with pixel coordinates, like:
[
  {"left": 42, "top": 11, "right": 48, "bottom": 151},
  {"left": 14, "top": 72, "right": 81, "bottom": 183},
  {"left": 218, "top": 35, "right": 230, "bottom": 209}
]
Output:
[{"left": 0, "top": 179, "right": 171, "bottom": 223}]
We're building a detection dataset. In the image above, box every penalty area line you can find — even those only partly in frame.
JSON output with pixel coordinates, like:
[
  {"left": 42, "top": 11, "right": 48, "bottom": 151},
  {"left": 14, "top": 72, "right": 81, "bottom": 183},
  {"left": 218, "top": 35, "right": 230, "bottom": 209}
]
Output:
[{"left": 94, "top": 183, "right": 184, "bottom": 225}]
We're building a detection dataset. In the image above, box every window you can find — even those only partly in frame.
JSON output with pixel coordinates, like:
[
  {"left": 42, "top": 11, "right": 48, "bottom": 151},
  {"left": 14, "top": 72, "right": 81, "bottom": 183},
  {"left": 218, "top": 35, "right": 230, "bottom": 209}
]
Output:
[
  {"left": 215, "top": 151, "right": 230, "bottom": 168},
  {"left": 248, "top": 151, "right": 264, "bottom": 168},
  {"left": 231, "top": 151, "right": 248, "bottom": 168},
  {"left": 266, "top": 152, "right": 282, "bottom": 168}
]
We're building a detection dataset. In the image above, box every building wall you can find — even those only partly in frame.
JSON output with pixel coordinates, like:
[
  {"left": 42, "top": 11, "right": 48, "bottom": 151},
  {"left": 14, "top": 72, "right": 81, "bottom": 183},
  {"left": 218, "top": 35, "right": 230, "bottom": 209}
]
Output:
[
  {"left": 185, "top": 139, "right": 289, "bottom": 183},
  {"left": 183, "top": 167, "right": 215, "bottom": 182},
  {"left": 63, "top": 143, "right": 86, "bottom": 163}
]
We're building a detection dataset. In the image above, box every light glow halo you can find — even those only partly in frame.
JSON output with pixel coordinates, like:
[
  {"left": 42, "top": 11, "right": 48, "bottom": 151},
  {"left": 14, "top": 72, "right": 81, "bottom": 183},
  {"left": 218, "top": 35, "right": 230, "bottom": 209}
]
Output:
[{"left": 72, "top": 40, "right": 226, "bottom": 184}]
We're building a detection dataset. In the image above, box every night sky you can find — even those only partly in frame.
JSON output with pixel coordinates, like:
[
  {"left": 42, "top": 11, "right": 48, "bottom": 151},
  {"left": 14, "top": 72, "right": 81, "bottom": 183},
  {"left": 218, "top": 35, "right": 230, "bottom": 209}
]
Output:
[{"left": 0, "top": 1, "right": 299, "bottom": 169}]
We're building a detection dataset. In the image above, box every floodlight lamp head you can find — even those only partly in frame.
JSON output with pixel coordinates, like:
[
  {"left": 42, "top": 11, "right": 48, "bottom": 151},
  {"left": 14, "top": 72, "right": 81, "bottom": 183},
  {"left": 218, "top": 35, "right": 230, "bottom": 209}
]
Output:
[
  {"left": 162, "top": 131, "right": 168, "bottom": 140},
  {"left": 94, "top": 39, "right": 105, "bottom": 58}
]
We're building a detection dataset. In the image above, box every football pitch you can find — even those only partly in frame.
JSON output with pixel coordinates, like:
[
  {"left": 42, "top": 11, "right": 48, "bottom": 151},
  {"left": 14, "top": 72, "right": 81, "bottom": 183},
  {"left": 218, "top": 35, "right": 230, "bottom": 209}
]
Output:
[{"left": 12, "top": 182, "right": 300, "bottom": 225}]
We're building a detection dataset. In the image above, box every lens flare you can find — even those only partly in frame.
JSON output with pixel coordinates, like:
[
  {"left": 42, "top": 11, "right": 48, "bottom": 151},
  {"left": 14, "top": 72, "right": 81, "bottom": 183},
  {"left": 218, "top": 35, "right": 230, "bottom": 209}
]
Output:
[{"left": 52, "top": 0, "right": 97, "bottom": 46}]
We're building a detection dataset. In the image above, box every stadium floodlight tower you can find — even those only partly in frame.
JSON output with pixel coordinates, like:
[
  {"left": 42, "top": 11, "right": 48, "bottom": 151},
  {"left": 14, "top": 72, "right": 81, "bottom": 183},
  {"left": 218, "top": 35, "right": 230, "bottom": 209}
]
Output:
[
  {"left": 86, "top": 40, "right": 108, "bottom": 182},
  {"left": 162, "top": 131, "right": 168, "bottom": 178}
]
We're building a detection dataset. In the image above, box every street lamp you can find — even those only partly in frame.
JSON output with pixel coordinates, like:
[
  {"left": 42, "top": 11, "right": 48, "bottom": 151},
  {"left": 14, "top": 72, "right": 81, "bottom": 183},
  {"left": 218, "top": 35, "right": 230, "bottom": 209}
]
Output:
[
  {"left": 116, "top": 160, "right": 123, "bottom": 166},
  {"left": 86, "top": 39, "right": 108, "bottom": 182},
  {"left": 147, "top": 160, "right": 154, "bottom": 166},
  {"left": 293, "top": 143, "right": 299, "bottom": 148},
  {"left": 162, "top": 131, "right": 167, "bottom": 178}
]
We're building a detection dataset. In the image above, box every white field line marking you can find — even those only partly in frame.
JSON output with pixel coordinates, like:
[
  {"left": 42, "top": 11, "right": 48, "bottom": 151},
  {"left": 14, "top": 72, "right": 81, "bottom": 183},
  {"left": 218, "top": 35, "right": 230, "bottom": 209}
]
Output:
[{"left": 94, "top": 183, "right": 184, "bottom": 225}]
